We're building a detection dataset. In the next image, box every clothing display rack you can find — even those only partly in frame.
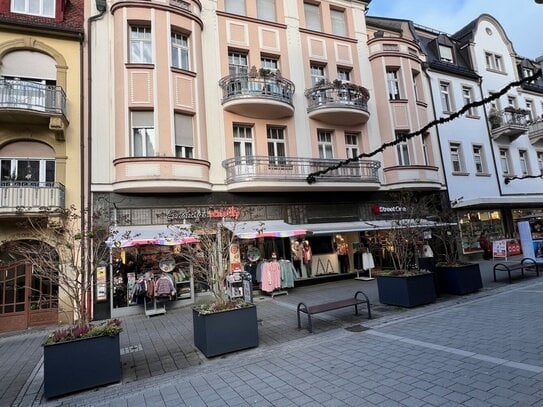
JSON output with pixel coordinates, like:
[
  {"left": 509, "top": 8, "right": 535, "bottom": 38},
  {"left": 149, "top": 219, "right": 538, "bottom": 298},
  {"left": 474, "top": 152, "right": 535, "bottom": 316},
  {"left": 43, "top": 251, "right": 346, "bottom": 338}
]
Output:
[{"left": 353, "top": 244, "right": 375, "bottom": 281}]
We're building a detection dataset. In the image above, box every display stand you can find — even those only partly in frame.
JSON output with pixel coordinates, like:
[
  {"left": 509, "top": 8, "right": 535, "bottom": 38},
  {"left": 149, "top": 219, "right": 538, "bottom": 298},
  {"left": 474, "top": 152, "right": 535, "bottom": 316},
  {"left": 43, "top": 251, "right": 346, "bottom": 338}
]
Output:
[
  {"left": 355, "top": 247, "right": 375, "bottom": 281},
  {"left": 226, "top": 273, "right": 244, "bottom": 299},
  {"left": 270, "top": 289, "right": 288, "bottom": 298},
  {"left": 144, "top": 297, "right": 166, "bottom": 316}
]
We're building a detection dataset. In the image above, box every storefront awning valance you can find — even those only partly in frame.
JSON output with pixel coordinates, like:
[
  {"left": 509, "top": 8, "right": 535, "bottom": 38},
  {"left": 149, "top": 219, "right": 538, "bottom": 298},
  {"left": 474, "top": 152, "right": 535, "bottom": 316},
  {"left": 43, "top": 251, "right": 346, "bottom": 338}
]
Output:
[
  {"left": 106, "top": 225, "right": 198, "bottom": 248},
  {"left": 301, "top": 219, "right": 445, "bottom": 236},
  {"left": 221, "top": 220, "right": 307, "bottom": 239}
]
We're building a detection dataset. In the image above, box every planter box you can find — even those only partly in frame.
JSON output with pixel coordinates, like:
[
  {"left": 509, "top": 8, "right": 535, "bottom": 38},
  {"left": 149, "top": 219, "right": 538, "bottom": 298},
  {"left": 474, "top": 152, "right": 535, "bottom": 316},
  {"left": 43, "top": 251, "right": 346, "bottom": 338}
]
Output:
[
  {"left": 436, "top": 263, "right": 482, "bottom": 295},
  {"left": 377, "top": 273, "right": 436, "bottom": 308},
  {"left": 43, "top": 334, "right": 121, "bottom": 399},
  {"left": 193, "top": 305, "right": 258, "bottom": 358}
]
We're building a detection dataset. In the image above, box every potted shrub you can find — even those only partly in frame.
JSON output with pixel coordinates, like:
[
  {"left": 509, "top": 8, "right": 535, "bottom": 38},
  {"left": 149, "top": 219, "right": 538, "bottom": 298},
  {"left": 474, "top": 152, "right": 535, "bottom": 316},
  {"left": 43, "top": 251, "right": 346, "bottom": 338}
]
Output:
[
  {"left": 173, "top": 213, "right": 259, "bottom": 358},
  {"left": 5, "top": 206, "right": 124, "bottom": 398},
  {"left": 375, "top": 192, "right": 437, "bottom": 308},
  {"left": 488, "top": 107, "right": 502, "bottom": 129}
]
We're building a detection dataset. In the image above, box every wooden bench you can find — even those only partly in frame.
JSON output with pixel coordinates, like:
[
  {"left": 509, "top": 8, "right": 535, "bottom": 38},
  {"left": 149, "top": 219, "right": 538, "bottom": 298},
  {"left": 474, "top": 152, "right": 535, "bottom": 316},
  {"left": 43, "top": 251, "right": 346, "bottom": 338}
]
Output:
[
  {"left": 297, "top": 291, "right": 371, "bottom": 333},
  {"left": 493, "top": 258, "right": 539, "bottom": 284}
]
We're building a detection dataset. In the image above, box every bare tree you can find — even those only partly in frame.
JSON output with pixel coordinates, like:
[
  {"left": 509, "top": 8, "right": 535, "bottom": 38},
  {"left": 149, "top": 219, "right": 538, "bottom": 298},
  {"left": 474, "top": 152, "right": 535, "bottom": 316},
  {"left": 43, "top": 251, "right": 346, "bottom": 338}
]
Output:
[{"left": 4, "top": 205, "right": 111, "bottom": 325}]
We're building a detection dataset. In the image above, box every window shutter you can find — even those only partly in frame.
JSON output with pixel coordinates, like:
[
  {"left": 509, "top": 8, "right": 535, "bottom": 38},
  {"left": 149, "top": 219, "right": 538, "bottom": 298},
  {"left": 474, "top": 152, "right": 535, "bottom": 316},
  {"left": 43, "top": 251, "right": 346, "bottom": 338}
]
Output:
[{"left": 175, "top": 114, "right": 193, "bottom": 146}]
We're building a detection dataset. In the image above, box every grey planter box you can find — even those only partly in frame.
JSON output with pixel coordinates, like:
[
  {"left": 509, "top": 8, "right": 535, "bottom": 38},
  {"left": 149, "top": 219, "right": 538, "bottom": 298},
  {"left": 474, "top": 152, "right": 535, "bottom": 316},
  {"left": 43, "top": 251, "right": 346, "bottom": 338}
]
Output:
[
  {"left": 436, "top": 263, "right": 483, "bottom": 295},
  {"left": 377, "top": 273, "right": 436, "bottom": 308},
  {"left": 193, "top": 305, "right": 259, "bottom": 358},
  {"left": 43, "top": 334, "right": 121, "bottom": 399}
]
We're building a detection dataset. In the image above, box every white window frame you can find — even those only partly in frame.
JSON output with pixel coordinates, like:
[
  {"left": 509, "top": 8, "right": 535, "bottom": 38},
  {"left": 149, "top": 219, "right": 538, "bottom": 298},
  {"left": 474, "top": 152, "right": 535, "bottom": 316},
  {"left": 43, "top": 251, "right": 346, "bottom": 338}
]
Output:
[
  {"left": 438, "top": 45, "right": 453, "bottom": 63},
  {"left": 260, "top": 57, "right": 279, "bottom": 73},
  {"left": 317, "top": 130, "right": 334, "bottom": 159},
  {"left": 537, "top": 151, "right": 543, "bottom": 174},
  {"left": 525, "top": 100, "right": 535, "bottom": 122},
  {"left": 412, "top": 71, "right": 420, "bottom": 101},
  {"left": 174, "top": 113, "right": 194, "bottom": 159},
  {"left": 472, "top": 145, "right": 485, "bottom": 174},
  {"left": 1, "top": 158, "right": 55, "bottom": 184},
  {"left": 422, "top": 133, "right": 430, "bottom": 166},
  {"left": 233, "top": 125, "right": 254, "bottom": 164},
  {"left": 311, "top": 64, "right": 326, "bottom": 85},
  {"left": 131, "top": 112, "right": 155, "bottom": 157},
  {"left": 257, "top": 0, "right": 276, "bottom": 22},
  {"left": 304, "top": 2, "right": 322, "bottom": 32},
  {"left": 500, "top": 148, "right": 511, "bottom": 175},
  {"left": 449, "top": 143, "right": 463, "bottom": 173},
  {"left": 345, "top": 133, "right": 359, "bottom": 159},
  {"left": 330, "top": 8, "right": 346, "bottom": 36},
  {"left": 519, "top": 150, "right": 529, "bottom": 175},
  {"left": 337, "top": 68, "right": 351, "bottom": 83},
  {"left": 171, "top": 32, "right": 190, "bottom": 70},
  {"left": 386, "top": 68, "right": 401, "bottom": 100},
  {"left": 267, "top": 127, "right": 286, "bottom": 165},
  {"left": 228, "top": 51, "right": 248, "bottom": 75},
  {"left": 485, "top": 52, "right": 504, "bottom": 72},
  {"left": 396, "top": 132, "right": 410, "bottom": 166},
  {"left": 11, "top": 0, "right": 55, "bottom": 18},
  {"left": 440, "top": 81, "right": 453, "bottom": 113},
  {"left": 462, "top": 86, "right": 476, "bottom": 116},
  {"left": 130, "top": 26, "right": 152, "bottom": 64}
]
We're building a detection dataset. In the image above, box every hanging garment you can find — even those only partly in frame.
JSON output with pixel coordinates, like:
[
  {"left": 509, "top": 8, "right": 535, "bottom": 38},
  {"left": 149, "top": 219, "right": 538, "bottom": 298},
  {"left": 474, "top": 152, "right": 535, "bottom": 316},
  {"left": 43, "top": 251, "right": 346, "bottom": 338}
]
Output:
[
  {"left": 279, "top": 260, "right": 297, "bottom": 288},
  {"left": 155, "top": 274, "right": 176, "bottom": 297},
  {"left": 260, "top": 261, "right": 281, "bottom": 293},
  {"left": 362, "top": 252, "right": 375, "bottom": 271}
]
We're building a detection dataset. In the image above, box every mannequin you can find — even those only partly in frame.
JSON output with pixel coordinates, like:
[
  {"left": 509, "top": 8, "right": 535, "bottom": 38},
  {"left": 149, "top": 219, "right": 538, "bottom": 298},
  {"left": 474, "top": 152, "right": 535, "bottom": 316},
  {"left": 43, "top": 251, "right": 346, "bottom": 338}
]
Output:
[
  {"left": 291, "top": 239, "right": 302, "bottom": 277},
  {"left": 302, "top": 240, "right": 313, "bottom": 278},
  {"left": 336, "top": 237, "right": 349, "bottom": 273}
]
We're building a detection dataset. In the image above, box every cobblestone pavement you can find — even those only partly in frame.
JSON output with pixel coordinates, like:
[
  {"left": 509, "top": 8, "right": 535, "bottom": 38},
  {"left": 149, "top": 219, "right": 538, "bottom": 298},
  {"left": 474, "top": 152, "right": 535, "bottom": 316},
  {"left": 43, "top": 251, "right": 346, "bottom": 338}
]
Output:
[{"left": 3, "top": 259, "right": 543, "bottom": 407}]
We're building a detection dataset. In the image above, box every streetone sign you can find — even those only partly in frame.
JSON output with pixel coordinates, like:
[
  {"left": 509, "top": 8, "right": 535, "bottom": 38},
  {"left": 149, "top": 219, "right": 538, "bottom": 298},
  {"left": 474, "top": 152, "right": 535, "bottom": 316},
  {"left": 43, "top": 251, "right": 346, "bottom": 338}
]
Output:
[{"left": 371, "top": 204, "right": 407, "bottom": 214}]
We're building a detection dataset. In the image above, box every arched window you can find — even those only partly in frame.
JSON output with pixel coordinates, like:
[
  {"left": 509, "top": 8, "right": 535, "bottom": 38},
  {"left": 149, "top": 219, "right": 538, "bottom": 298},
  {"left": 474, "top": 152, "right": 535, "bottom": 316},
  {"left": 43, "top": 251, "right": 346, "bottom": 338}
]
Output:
[{"left": 0, "top": 141, "right": 55, "bottom": 184}]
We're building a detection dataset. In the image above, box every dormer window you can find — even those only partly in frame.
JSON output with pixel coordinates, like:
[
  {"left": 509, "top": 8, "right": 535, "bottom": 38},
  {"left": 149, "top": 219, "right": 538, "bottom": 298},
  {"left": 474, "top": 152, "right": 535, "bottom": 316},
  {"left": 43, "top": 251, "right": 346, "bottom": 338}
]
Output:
[
  {"left": 439, "top": 45, "right": 453, "bottom": 63},
  {"left": 11, "top": 0, "right": 55, "bottom": 18}
]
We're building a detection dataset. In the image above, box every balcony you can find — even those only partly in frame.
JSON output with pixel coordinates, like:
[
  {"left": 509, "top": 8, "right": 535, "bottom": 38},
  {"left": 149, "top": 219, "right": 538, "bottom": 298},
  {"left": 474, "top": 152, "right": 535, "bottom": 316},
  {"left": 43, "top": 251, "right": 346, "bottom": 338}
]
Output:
[
  {"left": 305, "top": 81, "right": 370, "bottom": 126},
  {"left": 219, "top": 68, "right": 295, "bottom": 119},
  {"left": 383, "top": 165, "right": 442, "bottom": 190},
  {"left": 488, "top": 108, "right": 529, "bottom": 141},
  {"left": 222, "top": 156, "right": 381, "bottom": 192},
  {"left": 0, "top": 181, "right": 65, "bottom": 216},
  {"left": 0, "top": 79, "right": 68, "bottom": 140},
  {"left": 528, "top": 119, "right": 543, "bottom": 144},
  {"left": 113, "top": 156, "right": 211, "bottom": 193}
]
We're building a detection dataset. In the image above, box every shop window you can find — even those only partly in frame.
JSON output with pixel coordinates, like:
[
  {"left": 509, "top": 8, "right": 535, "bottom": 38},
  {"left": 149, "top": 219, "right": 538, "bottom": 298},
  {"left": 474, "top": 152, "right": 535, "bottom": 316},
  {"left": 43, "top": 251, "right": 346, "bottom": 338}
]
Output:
[{"left": 458, "top": 210, "right": 504, "bottom": 254}]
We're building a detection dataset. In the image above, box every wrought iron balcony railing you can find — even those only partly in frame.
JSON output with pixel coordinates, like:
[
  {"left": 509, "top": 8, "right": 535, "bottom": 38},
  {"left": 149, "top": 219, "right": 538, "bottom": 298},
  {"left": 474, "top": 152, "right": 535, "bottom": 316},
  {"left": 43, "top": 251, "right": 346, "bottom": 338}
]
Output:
[
  {"left": 222, "top": 156, "right": 380, "bottom": 183},
  {"left": 0, "top": 181, "right": 65, "bottom": 214},
  {"left": 305, "top": 82, "right": 369, "bottom": 112},
  {"left": 219, "top": 72, "right": 295, "bottom": 105},
  {"left": 528, "top": 118, "right": 543, "bottom": 143},
  {"left": 0, "top": 79, "right": 66, "bottom": 115}
]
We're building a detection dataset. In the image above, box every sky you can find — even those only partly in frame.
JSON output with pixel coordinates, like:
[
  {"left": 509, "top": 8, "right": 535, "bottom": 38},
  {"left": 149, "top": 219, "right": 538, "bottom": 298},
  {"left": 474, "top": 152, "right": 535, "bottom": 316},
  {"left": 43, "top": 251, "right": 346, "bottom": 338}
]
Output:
[{"left": 367, "top": 0, "right": 543, "bottom": 59}]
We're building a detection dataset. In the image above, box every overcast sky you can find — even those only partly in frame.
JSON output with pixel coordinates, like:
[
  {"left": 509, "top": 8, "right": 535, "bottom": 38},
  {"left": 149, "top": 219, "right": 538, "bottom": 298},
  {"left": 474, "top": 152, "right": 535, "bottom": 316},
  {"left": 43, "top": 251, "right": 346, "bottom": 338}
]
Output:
[{"left": 367, "top": 0, "right": 543, "bottom": 59}]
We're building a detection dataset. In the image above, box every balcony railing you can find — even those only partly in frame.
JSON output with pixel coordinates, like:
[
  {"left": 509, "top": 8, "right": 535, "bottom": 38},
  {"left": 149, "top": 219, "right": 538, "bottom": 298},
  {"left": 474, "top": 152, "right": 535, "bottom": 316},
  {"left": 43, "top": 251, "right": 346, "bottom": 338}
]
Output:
[
  {"left": 219, "top": 71, "right": 295, "bottom": 105},
  {"left": 0, "top": 181, "right": 65, "bottom": 214},
  {"left": 222, "top": 156, "right": 380, "bottom": 184},
  {"left": 0, "top": 79, "right": 66, "bottom": 115},
  {"left": 305, "top": 82, "right": 369, "bottom": 112},
  {"left": 488, "top": 108, "right": 529, "bottom": 140},
  {"left": 528, "top": 118, "right": 543, "bottom": 143}
]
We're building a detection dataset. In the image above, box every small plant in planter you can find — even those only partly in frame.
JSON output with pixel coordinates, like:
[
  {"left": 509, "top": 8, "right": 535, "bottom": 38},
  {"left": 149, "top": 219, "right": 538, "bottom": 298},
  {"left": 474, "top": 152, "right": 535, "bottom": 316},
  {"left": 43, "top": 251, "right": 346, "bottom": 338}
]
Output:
[
  {"left": 488, "top": 107, "right": 502, "bottom": 129},
  {"left": 46, "top": 319, "right": 123, "bottom": 345}
]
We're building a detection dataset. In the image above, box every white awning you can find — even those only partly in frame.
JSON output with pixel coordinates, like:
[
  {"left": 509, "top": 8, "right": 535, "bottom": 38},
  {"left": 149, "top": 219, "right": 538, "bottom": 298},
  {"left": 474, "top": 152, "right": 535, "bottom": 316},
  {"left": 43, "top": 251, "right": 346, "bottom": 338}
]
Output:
[
  {"left": 106, "top": 224, "right": 198, "bottom": 248},
  {"left": 301, "top": 219, "right": 443, "bottom": 236},
  {"left": 221, "top": 220, "right": 307, "bottom": 239}
]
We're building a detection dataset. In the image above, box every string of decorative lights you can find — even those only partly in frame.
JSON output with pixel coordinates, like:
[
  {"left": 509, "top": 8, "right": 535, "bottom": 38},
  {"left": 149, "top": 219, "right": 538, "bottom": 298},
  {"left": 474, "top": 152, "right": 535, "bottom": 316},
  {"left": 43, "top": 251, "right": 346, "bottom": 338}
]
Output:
[{"left": 306, "top": 68, "right": 543, "bottom": 184}]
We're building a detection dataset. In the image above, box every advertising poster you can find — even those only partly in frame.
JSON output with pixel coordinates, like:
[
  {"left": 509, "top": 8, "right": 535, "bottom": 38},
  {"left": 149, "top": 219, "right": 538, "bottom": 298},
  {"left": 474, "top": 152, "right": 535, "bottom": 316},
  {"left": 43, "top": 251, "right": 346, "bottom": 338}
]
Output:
[
  {"left": 492, "top": 240, "right": 507, "bottom": 259},
  {"left": 96, "top": 266, "right": 107, "bottom": 302},
  {"left": 518, "top": 221, "right": 535, "bottom": 259}
]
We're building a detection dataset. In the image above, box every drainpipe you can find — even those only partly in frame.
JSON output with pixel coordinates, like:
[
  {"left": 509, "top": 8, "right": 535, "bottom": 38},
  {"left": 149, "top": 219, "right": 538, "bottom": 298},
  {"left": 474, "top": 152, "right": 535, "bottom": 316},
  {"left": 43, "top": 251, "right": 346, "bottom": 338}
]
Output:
[{"left": 86, "top": 0, "right": 108, "bottom": 320}]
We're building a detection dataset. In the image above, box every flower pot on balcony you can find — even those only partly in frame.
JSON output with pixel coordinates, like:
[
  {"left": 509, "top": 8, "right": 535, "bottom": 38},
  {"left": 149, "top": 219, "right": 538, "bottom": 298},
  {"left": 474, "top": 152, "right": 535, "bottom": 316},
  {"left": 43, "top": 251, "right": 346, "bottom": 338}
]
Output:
[
  {"left": 435, "top": 263, "right": 482, "bottom": 295},
  {"left": 43, "top": 334, "right": 121, "bottom": 399},
  {"left": 192, "top": 304, "right": 259, "bottom": 358},
  {"left": 377, "top": 272, "right": 436, "bottom": 308}
]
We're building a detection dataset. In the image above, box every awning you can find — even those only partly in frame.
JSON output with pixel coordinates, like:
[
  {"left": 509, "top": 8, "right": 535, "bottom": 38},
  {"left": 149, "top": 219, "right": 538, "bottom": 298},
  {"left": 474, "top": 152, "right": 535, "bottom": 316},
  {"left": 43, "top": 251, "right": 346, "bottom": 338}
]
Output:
[
  {"left": 106, "top": 224, "right": 198, "bottom": 248},
  {"left": 221, "top": 220, "right": 307, "bottom": 239},
  {"left": 301, "top": 219, "right": 443, "bottom": 236}
]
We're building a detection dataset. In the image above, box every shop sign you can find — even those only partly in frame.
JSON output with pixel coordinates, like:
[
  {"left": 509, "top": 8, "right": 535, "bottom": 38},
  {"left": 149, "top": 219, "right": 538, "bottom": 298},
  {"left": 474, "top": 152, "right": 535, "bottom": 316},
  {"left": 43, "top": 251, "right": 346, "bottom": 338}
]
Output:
[
  {"left": 96, "top": 266, "right": 107, "bottom": 302},
  {"left": 166, "top": 206, "right": 241, "bottom": 222},
  {"left": 371, "top": 204, "right": 407, "bottom": 215}
]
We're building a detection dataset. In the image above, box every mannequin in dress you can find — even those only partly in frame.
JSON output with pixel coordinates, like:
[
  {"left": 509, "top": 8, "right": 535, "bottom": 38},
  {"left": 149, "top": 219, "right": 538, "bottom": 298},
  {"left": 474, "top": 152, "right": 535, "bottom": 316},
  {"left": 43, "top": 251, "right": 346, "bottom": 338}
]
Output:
[
  {"left": 336, "top": 236, "right": 349, "bottom": 273},
  {"left": 291, "top": 239, "right": 302, "bottom": 277},
  {"left": 302, "top": 240, "right": 313, "bottom": 278}
]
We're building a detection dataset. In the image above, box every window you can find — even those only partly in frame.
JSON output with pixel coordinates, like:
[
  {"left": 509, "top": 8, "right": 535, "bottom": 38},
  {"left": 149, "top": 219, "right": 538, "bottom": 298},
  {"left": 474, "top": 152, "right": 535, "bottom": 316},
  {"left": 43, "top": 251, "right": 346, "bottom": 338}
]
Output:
[
  {"left": 337, "top": 68, "right": 351, "bottom": 83},
  {"left": 233, "top": 125, "right": 254, "bottom": 164},
  {"left": 304, "top": 3, "right": 321, "bottom": 31},
  {"left": 1, "top": 158, "right": 54, "bottom": 183},
  {"left": 473, "top": 145, "right": 485, "bottom": 174},
  {"left": 11, "top": 0, "right": 54, "bottom": 18},
  {"left": 519, "top": 150, "right": 529, "bottom": 175},
  {"left": 228, "top": 51, "right": 248, "bottom": 75},
  {"left": 257, "top": 0, "right": 276, "bottom": 21},
  {"left": 174, "top": 113, "right": 193, "bottom": 158},
  {"left": 440, "top": 81, "right": 452, "bottom": 112},
  {"left": 310, "top": 64, "right": 326, "bottom": 85},
  {"left": 507, "top": 96, "right": 517, "bottom": 108},
  {"left": 225, "top": 0, "right": 245, "bottom": 15},
  {"left": 386, "top": 68, "right": 401, "bottom": 100},
  {"left": 412, "top": 71, "right": 420, "bottom": 101},
  {"left": 526, "top": 100, "right": 534, "bottom": 121},
  {"left": 499, "top": 149, "right": 511, "bottom": 175},
  {"left": 267, "top": 127, "right": 286, "bottom": 165},
  {"left": 485, "top": 52, "right": 504, "bottom": 72},
  {"left": 523, "top": 66, "right": 535, "bottom": 82},
  {"left": 131, "top": 112, "right": 155, "bottom": 156},
  {"left": 330, "top": 8, "right": 346, "bottom": 36},
  {"left": 396, "top": 132, "right": 410, "bottom": 166},
  {"left": 462, "top": 86, "right": 476, "bottom": 116},
  {"left": 438, "top": 45, "right": 453, "bottom": 63},
  {"left": 449, "top": 143, "right": 463, "bottom": 173},
  {"left": 422, "top": 133, "right": 430, "bottom": 166},
  {"left": 261, "top": 56, "right": 279, "bottom": 73},
  {"left": 171, "top": 32, "right": 189, "bottom": 70},
  {"left": 317, "top": 130, "right": 333, "bottom": 159},
  {"left": 345, "top": 133, "right": 359, "bottom": 159},
  {"left": 130, "top": 26, "right": 152, "bottom": 64},
  {"left": 537, "top": 152, "right": 543, "bottom": 174}
]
